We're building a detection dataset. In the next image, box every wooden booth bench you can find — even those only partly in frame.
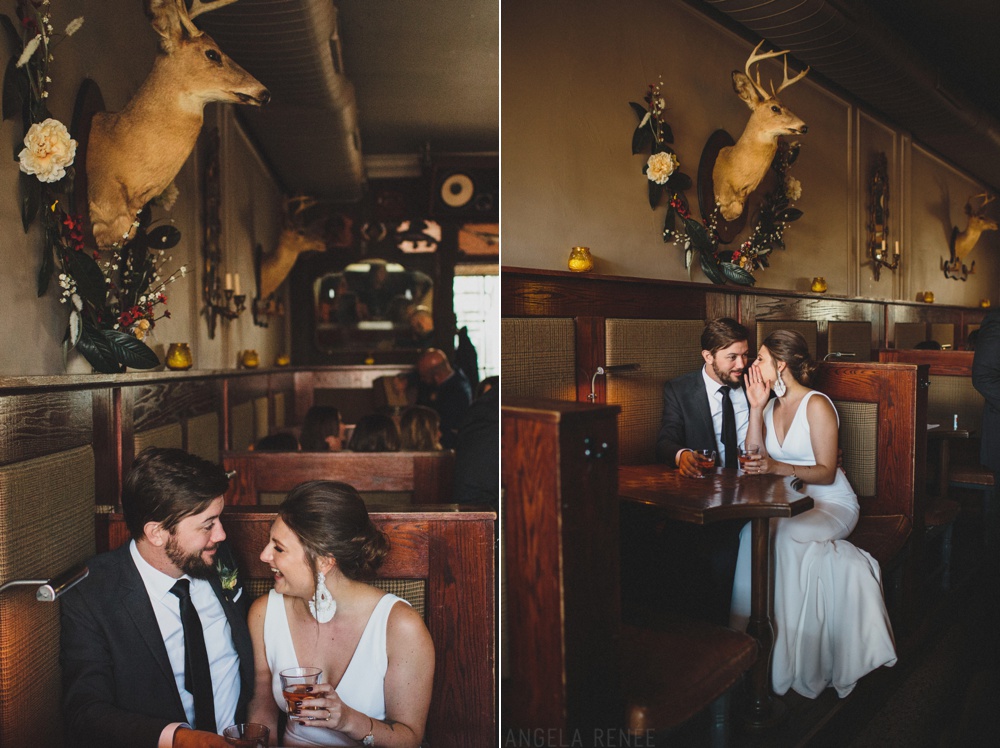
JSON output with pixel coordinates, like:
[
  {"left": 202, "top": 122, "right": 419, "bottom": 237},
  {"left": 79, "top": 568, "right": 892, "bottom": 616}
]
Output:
[
  {"left": 0, "top": 365, "right": 487, "bottom": 748},
  {"left": 222, "top": 449, "right": 455, "bottom": 506},
  {"left": 96, "top": 506, "right": 497, "bottom": 748}
]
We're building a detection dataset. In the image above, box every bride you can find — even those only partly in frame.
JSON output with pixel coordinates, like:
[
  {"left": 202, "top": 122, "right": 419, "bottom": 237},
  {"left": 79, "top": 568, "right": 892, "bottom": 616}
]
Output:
[{"left": 730, "top": 329, "right": 897, "bottom": 698}]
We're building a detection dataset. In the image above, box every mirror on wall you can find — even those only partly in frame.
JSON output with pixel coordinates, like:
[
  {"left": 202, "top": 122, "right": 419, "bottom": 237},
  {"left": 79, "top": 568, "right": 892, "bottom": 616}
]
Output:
[{"left": 314, "top": 260, "right": 434, "bottom": 353}]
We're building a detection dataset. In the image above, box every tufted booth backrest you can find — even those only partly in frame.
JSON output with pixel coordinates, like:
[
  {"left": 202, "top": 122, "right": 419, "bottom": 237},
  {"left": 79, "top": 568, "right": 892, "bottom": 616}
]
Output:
[
  {"left": 604, "top": 319, "right": 704, "bottom": 464},
  {"left": 500, "top": 317, "right": 576, "bottom": 400}
]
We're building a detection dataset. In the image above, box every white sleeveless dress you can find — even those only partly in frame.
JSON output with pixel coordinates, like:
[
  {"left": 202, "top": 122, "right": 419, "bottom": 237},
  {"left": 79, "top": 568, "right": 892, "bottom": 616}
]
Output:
[
  {"left": 729, "top": 391, "right": 898, "bottom": 698},
  {"left": 264, "top": 589, "right": 406, "bottom": 746}
]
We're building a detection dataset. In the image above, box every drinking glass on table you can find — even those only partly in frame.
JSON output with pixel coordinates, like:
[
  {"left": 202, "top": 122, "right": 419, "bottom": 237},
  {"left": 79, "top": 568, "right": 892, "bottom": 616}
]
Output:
[
  {"left": 694, "top": 449, "right": 717, "bottom": 473},
  {"left": 280, "top": 666, "right": 323, "bottom": 716},
  {"left": 222, "top": 723, "right": 270, "bottom": 748},
  {"left": 738, "top": 444, "right": 760, "bottom": 473}
]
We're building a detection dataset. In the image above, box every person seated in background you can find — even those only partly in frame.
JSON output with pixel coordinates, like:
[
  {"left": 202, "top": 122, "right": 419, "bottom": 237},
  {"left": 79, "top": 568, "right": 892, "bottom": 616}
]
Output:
[
  {"left": 399, "top": 405, "right": 442, "bottom": 451},
  {"left": 348, "top": 414, "right": 401, "bottom": 452},
  {"left": 415, "top": 348, "right": 472, "bottom": 449},
  {"left": 248, "top": 481, "right": 434, "bottom": 747},
  {"left": 300, "top": 406, "right": 345, "bottom": 452},
  {"left": 453, "top": 376, "right": 499, "bottom": 506},
  {"left": 914, "top": 339, "right": 943, "bottom": 350},
  {"left": 253, "top": 432, "right": 300, "bottom": 452}
]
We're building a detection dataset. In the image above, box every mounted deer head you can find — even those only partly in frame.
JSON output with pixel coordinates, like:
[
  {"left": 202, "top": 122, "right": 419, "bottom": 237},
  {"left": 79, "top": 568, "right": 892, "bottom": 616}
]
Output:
[
  {"left": 712, "top": 42, "right": 809, "bottom": 221},
  {"left": 952, "top": 193, "right": 997, "bottom": 261},
  {"left": 259, "top": 196, "right": 330, "bottom": 299},
  {"left": 87, "top": 0, "right": 270, "bottom": 248}
]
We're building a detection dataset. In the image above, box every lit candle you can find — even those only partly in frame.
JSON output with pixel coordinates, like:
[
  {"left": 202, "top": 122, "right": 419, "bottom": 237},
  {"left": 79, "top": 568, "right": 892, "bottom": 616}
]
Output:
[
  {"left": 895, "top": 240, "right": 900, "bottom": 258},
  {"left": 224, "top": 272, "right": 233, "bottom": 291},
  {"left": 233, "top": 273, "right": 241, "bottom": 296},
  {"left": 882, "top": 238, "right": 886, "bottom": 253}
]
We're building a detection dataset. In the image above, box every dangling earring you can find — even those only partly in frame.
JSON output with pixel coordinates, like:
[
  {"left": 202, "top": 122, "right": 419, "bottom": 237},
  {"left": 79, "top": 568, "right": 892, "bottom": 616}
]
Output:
[
  {"left": 773, "top": 371, "right": 787, "bottom": 397},
  {"left": 308, "top": 570, "right": 336, "bottom": 623}
]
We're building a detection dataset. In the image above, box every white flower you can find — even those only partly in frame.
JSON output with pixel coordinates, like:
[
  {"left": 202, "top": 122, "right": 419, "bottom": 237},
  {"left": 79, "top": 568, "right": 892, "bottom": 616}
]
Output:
[
  {"left": 64, "top": 16, "right": 84, "bottom": 36},
  {"left": 18, "top": 118, "right": 77, "bottom": 183},
  {"left": 785, "top": 175, "right": 803, "bottom": 202},
  {"left": 16, "top": 35, "right": 41, "bottom": 68},
  {"left": 646, "top": 151, "right": 679, "bottom": 185}
]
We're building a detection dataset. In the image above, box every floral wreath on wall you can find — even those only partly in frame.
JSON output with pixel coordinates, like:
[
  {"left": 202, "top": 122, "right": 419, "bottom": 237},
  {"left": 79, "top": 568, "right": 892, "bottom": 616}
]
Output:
[
  {"left": 630, "top": 79, "right": 803, "bottom": 286},
  {"left": 3, "top": 0, "right": 187, "bottom": 373}
]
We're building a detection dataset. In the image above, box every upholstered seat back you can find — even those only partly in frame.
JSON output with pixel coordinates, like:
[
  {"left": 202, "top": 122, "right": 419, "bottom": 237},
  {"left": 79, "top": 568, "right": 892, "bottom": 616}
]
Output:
[
  {"left": 0, "top": 446, "right": 95, "bottom": 748},
  {"left": 604, "top": 319, "right": 704, "bottom": 464},
  {"left": 501, "top": 318, "right": 576, "bottom": 400}
]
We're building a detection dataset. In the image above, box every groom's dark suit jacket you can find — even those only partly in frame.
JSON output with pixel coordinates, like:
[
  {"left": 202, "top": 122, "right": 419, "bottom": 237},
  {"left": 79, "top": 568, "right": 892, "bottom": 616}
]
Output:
[
  {"left": 60, "top": 542, "right": 254, "bottom": 748},
  {"left": 655, "top": 369, "right": 724, "bottom": 466}
]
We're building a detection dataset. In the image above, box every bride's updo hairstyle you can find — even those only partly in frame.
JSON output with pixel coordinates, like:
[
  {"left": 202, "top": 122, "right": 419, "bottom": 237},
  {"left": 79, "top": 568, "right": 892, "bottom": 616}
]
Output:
[
  {"left": 278, "top": 480, "right": 389, "bottom": 580},
  {"left": 762, "top": 329, "right": 819, "bottom": 386}
]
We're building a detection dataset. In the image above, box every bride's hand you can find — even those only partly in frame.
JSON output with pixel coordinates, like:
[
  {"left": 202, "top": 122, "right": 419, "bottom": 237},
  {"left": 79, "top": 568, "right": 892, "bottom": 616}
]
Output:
[
  {"left": 745, "top": 364, "right": 770, "bottom": 410},
  {"left": 296, "top": 683, "right": 350, "bottom": 731}
]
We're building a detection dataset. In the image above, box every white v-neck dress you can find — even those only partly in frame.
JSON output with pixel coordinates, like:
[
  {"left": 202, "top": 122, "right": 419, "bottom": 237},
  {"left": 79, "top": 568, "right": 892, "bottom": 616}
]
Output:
[
  {"left": 264, "top": 590, "right": 404, "bottom": 746},
  {"left": 729, "top": 391, "right": 898, "bottom": 698}
]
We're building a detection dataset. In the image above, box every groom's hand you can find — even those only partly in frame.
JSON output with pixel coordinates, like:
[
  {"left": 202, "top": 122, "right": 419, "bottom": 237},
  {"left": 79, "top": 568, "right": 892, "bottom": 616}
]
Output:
[{"left": 677, "top": 449, "right": 703, "bottom": 478}]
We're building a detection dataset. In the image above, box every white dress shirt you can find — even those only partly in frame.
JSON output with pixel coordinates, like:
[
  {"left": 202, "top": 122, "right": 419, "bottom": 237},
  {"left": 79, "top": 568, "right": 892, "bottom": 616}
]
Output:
[
  {"left": 701, "top": 365, "right": 750, "bottom": 465},
  {"left": 129, "top": 540, "right": 241, "bottom": 735}
]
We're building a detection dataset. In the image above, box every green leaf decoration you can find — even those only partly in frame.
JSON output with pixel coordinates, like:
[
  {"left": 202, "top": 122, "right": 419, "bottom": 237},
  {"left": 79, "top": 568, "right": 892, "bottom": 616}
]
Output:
[
  {"left": 632, "top": 124, "right": 653, "bottom": 155},
  {"left": 147, "top": 225, "right": 182, "bottom": 250},
  {"left": 100, "top": 329, "right": 160, "bottom": 369},
  {"left": 683, "top": 216, "right": 713, "bottom": 252},
  {"left": 684, "top": 247, "right": 693, "bottom": 270},
  {"left": 669, "top": 171, "right": 692, "bottom": 192},
  {"left": 663, "top": 205, "right": 675, "bottom": 234},
  {"left": 699, "top": 251, "right": 726, "bottom": 284},
  {"left": 36, "top": 239, "right": 52, "bottom": 296},
  {"left": 65, "top": 249, "right": 108, "bottom": 307},
  {"left": 630, "top": 102, "right": 647, "bottom": 121},
  {"left": 19, "top": 171, "right": 39, "bottom": 231},
  {"left": 660, "top": 122, "right": 673, "bottom": 144},
  {"left": 76, "top": 323, "right": 122, "bottom": 374},
  {"left": 780, "top": 208, "right": 803, "bottom": 222},
  {"left": 2, "top": 55, "right": 21, "bottom": 122},
  {"left": 787, "top": 145, "right": 800, "bottom": 165},
  {"left": 68, "top": 309, "right": 82, "bottom": 347},
  {"left": 720, "top": 262, "right": 756, "bottom": 286},
  {"left": 0, "top": 15, "right": 20, "bottom": 51},
  {"left": 648, "top": 180, "right": 662, "bottom": 210}
]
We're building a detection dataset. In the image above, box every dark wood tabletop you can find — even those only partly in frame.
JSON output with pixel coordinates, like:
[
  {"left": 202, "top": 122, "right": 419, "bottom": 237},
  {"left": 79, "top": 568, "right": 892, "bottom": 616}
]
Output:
[{"left": 618, "top": 464, "right": 815, "bottom": 523}]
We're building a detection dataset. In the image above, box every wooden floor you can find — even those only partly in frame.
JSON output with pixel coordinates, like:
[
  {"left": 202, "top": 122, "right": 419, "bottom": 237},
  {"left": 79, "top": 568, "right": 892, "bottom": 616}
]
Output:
[{"left": 664, "top": 502, "right": 1000, "bottom": 748}]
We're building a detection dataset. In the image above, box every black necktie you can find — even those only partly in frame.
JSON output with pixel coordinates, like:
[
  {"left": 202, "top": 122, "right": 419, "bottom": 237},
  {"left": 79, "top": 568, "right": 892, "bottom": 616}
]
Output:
[
  {"left": 169, "top": 579, "right": 216, "bottom": 733},
  {"left": 719, "top": 386, "right": 738, "bottom": 469}
]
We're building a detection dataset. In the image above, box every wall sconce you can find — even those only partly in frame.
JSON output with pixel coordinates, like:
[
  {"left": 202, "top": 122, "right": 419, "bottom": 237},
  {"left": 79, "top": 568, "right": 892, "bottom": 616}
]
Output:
[
  {"left": 588, "top": 363, "right": 640, "bottom": 402},
  {"left": 867, "top": 152, "right": 900, "bottom": 281},
  {"left": 252, "top": 243, "right": 285, "bottom": 328},
  {"left": 823, "top": 352, "right": 857, "bottom": 361},
  {"left": 0, "top": 564, "right": 89, "bottom": 602},
  {"left": 206, "top": 271, "right": 246, "bottom": 338}
]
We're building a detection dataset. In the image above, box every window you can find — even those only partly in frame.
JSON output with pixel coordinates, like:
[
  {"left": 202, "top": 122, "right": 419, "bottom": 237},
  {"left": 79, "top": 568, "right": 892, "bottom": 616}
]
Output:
[{"left": 453, "top": 266, "right": 499, "bottom": 382}]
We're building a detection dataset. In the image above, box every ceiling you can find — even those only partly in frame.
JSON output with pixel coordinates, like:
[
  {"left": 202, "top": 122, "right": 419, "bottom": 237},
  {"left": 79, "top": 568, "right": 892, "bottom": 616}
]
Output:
[
  {"left": 194, "top": 0, "right": 499, "bottom": 203},
  {"left": 690, "top": 0, "right": 1000, "bottom": 190}
]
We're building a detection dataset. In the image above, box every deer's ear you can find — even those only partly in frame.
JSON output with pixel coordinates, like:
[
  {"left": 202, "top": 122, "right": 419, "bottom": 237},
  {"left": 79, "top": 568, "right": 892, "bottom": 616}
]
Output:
[{"left": 731, "top": 72, "right": 761, "bottom": 108}]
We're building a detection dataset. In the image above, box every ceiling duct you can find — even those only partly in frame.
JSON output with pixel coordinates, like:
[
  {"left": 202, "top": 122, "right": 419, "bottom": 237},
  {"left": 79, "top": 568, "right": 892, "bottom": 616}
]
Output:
[
  {"left": 696, "top": 0, "right": 1000, "bottom": 189},
  {"left": 195, "top": 0, "right": 364, "bottom": 202}
]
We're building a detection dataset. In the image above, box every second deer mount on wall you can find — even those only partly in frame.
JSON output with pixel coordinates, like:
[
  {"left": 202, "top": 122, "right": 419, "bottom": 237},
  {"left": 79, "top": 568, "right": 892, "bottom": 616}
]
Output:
[{"left": 942, "top": 193, "right": 998, "bottom": 281}]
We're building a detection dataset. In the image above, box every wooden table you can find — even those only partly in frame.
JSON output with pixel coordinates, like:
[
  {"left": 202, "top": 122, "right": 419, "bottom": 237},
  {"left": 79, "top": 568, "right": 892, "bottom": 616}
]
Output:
[{"left": 618, "top": 464, "right": 814, "bottom": 728}]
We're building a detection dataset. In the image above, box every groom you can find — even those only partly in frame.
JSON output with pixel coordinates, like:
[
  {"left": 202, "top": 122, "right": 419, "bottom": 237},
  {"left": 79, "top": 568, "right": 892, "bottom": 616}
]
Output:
[
  {"left": 60, "top": 448, "right": 253, "bottom": 748},
  {"left": 639, "top": 318, "right": 751, "bottom": 626}
]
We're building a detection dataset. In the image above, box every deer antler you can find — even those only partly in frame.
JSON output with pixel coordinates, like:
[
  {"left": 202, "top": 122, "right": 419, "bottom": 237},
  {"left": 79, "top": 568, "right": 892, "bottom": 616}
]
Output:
[
  {"left": 744, "top": 41, "right": 809, "bottom": 100},
  {"left": 744, "top": 41, "right": 788, "bottom": 99},
  {"left": 175, "top": 0, "right": 240, "bottom": 36}
]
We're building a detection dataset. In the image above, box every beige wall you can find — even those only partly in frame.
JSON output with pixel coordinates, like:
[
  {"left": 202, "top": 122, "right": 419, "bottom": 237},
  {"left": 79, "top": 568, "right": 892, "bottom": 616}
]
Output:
[
  {"left": 502, "top": 0, "right": 1000, "bottom": 304},
  {"left": 0, "top": 0, "right": 286, "bottom": 375}
]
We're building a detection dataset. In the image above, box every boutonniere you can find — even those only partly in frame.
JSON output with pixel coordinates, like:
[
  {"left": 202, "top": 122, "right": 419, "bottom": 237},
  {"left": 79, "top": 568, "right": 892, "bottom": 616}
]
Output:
[{"left": 215, "top": 559, "right": 240, "bottom": 600}]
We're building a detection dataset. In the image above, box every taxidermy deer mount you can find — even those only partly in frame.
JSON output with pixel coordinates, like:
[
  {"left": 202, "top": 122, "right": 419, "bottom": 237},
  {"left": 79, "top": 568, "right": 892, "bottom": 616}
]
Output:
[
  {"left": 86, "top": 0, "right": 270, "bottom": 248},
  {"left": 712, "top": 42, "right": 809, "bottom": 222},
  {"left": 258, "top": 196, "right": 334, "bottom": 300},
  {"left": 943, "top": 193, "right": 997, "bottom": 281}
]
